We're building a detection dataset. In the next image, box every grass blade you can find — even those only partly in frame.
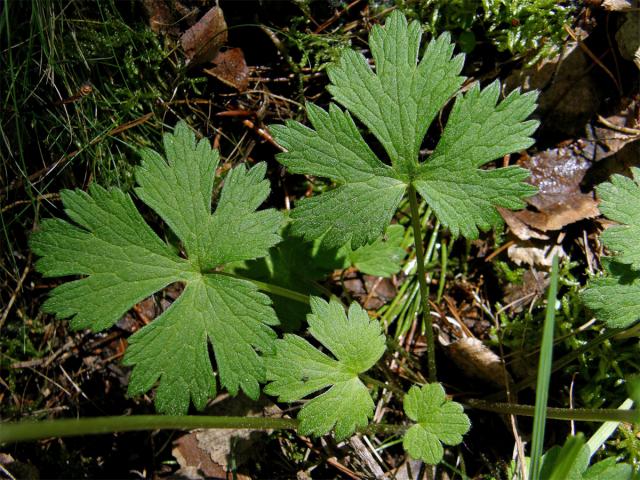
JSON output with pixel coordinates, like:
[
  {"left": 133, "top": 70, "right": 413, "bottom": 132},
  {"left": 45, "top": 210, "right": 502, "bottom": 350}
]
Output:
[{"left": 529, "top": 254, "right": 559, "bottom": 480}]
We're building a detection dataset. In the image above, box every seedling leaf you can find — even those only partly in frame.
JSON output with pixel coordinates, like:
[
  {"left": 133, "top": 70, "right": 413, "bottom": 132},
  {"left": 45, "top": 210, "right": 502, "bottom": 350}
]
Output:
[
  {"left": 402, "top": 383, "right": 470, "bottom": 464},
  {"left": 583, "top": 168, "right": 640, "bottom": 328},
  {"left": 271, "top": 10, "right": 538, "bottom": 246},
  {"left": 30, "top": 121, "right": 283, "bottom": 414},
  {"left": 264, "top": 296, "right": 386, "bottom": 439}
]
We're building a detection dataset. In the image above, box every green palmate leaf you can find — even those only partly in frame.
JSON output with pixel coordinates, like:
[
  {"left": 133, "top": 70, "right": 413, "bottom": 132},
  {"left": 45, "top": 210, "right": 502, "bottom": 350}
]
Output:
[
  {"left": 402, "top": 383, "right": 470, "bottom": 465},
  {"left": 264, "top": 296, "right": 386, "bottom": 439},
  {"left": 271, "top": 10, "right": 538, "bottom": 247},
  {"left": 30, "top": 121, "right": 283, "bottom": 414},
  {"left": 582, "top": 168, "right": 640, "bottom": 328}
]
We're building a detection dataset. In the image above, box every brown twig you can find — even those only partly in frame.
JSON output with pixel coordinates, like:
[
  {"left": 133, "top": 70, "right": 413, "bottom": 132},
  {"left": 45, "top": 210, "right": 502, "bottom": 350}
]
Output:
[
  {"left": 0, "top": 253, "right": 32, "bottom": 331},
  {"left": 314, "top": 0, "right": 364, "bottom": 34},
  {"left": 564, "top": 24, "right": 622, "bottom": 95}
]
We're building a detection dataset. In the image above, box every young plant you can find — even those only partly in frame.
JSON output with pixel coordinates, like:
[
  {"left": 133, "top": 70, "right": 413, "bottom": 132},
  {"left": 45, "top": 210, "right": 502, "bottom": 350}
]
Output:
[
  {"left": 270, "top": 10, "right": 539, "bottom": 381},
  {"left": 25, "top": 10, "right": 546, "bottom": 468}
]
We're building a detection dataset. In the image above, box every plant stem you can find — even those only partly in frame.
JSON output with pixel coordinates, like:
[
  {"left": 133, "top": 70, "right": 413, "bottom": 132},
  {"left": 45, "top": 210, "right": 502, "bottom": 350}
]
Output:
[
  {"left": 216, "top": 272, "right": 310, "bottom": 304},
  {"left": 407, "top": 184, "right": 436, "bottom": 382},
  {"left": 360, "top": 373, "right": 405, "bottom": 398},
  {"left": 466, "top": 399, "right": 638, "bottom": 423},
  {"left": 0, "top": 415, "right": 299, "bottom": 444}
]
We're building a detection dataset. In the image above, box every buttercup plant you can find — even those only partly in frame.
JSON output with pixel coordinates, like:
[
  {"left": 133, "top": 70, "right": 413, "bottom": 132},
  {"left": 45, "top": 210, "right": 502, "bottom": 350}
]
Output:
[{"left": 16, "top": 11, "right": 632, "bottom": 469}]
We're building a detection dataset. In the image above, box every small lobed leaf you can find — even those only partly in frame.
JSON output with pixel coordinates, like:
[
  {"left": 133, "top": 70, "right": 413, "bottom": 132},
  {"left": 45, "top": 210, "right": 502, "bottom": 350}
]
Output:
[
  {"left": 30, "top": 121, "right": 283, "bottom": 414},
  {"left": 402, "top": 383, "right": 470, "bottom": 465},
  {"left": 228, "top": 224, "right": 406, "bottom": 328},
  {"left": 264, "top": 296, "right": 386, "bottom": 439},
  {"left": 582, "top": 169, "right": 640, "bottom": 328}
]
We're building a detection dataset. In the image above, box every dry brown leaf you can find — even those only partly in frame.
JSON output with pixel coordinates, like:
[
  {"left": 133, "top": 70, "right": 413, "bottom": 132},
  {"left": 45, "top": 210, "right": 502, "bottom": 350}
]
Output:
[
  {"left": 500, "top": 145, "right": 599, "bottom": 238},
  {"left": 173, "top": 433, "right": 229, "bottom": 479},
  {"left": 142, "top": 0, "right": 176, "bottom": 34},
  {"left": 508, "top": 242, "right": 566, "bottom": 268},
  {"left": 505, "top": 35, "right": 601, "bottom": 137},
  {"left": 180, "top": 5, "right": 228, "bottom": 65},
  {"left": 498, "top": 207, "right": 549, "bottom": 240},
  {"left": 444, "top": 337, "right": 512, "bottom": 389},
  {"left": 602, "top": 0, "right": 638, "bottom": 11},
  {"left": 204, "top": 48, "right": 250, "bottom": 91},
  {"left": 172, "top": 394, "right": 282, "bottom": 477},
  {"left": 513, "top": 197, "right": 600, "bottom": 232}
]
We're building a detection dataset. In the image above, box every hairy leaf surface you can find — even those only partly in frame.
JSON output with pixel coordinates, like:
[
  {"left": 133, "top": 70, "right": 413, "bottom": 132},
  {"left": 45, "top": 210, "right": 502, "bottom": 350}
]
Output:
[
  {"left": 31, "top": 121, "right": 283, "bottom": 414},
  {"left": 264, "top": 297, "right": 386, "bottom": 439}
]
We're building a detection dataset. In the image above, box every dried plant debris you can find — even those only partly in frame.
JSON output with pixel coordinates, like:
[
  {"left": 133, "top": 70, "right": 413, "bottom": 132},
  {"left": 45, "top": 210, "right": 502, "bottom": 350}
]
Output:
[
  {"left": 505, "top": 33, "right": 601, "bottom": 137},
  {"left": 443, "top": 337, "right": 512, "bottom": 389},
  {"left": 204, "top": 47, "right": 250, "bottom": 91},
  {"left": 591, "top": 97, "right": 640, "bottom": 160},
  {"left": 501, "top": 144, "right": 599, "bottom": 239},
  {"left": 602, "top": 0, "right": 638, "bottom": 10},
  {"left": 180, "top": 4, "right": 228, "bottom": 65},
  {"left": 172, "top": 394, "right": 282, "bottom": 478},
  {"left": 142, "top": 0, "right": 177, "bottom": 34},
  {"left": 508, "top": 242, "right": 566, "bottom": 268}
]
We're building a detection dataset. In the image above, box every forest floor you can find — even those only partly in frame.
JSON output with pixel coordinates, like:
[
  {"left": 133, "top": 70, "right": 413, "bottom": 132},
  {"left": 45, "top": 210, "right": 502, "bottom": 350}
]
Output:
[{"left": 1, "top": 1, "right": 640, "bottom": 478}]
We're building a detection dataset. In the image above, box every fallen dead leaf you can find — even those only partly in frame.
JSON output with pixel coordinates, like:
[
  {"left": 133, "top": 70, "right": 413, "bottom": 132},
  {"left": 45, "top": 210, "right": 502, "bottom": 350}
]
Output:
[
  {"left": 498, "top": 207, "right": 549, "bottom": 241},
  {"left": 507, "top": 241, "right": 566, "bottom": 268},
  {"left": 501, "top": 145, "right": 600, "bottom": 239},
  {"left": 142, "top": 0, "right": 176, "bottom": 35},
  {"left": 602, "top": 0, "right": 637, "bottom": 11},
  {"left": 443, "top": 337, "right": 512, "bottom": 389},
  {"left": 204, "top": 47, "right": 250, "bottom": 91},
  {"left": 180, "top": 5, "right": 228, "bottom": 65},
  {"left": 172, "top": 394, "right": 282, "bottom": 478}
]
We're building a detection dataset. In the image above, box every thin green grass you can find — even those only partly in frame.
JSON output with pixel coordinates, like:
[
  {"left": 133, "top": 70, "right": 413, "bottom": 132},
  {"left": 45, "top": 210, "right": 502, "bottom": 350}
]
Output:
[{"left": 529, "top": 254, "right": 560, "bottom": 479}]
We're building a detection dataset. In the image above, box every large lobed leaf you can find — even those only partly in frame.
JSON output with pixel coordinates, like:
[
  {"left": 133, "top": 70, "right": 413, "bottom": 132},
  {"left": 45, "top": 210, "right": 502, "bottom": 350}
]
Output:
[
  {"left": 582, "top": 168, "right": 640, "bottom": 328},
  {"left": 271, "top": 10, "right": 538, "bottom": 247},
  {"left": 264, "top": 296, "right": 386, "bottom": 439},
  {"left": 31, "top": 121, "right": 283, "bottom": 414}
]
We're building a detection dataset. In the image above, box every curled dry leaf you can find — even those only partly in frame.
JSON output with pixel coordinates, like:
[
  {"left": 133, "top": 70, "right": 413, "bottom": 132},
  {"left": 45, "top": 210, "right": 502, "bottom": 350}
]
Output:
[
  {"left": 204, "top": 47, "right": 250, "bottom": 91},
  {"left": 508, "top": 241, "right": 566, "bottom": 268},
  {"left": 444, "top": 337, "right": 512, "bottom": 389},
  {"left": 602, "top": 0, "right": 637, "bottom": 11},
  {"left": 180, "top": 5, "right": 228, "bottom": 65}
]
